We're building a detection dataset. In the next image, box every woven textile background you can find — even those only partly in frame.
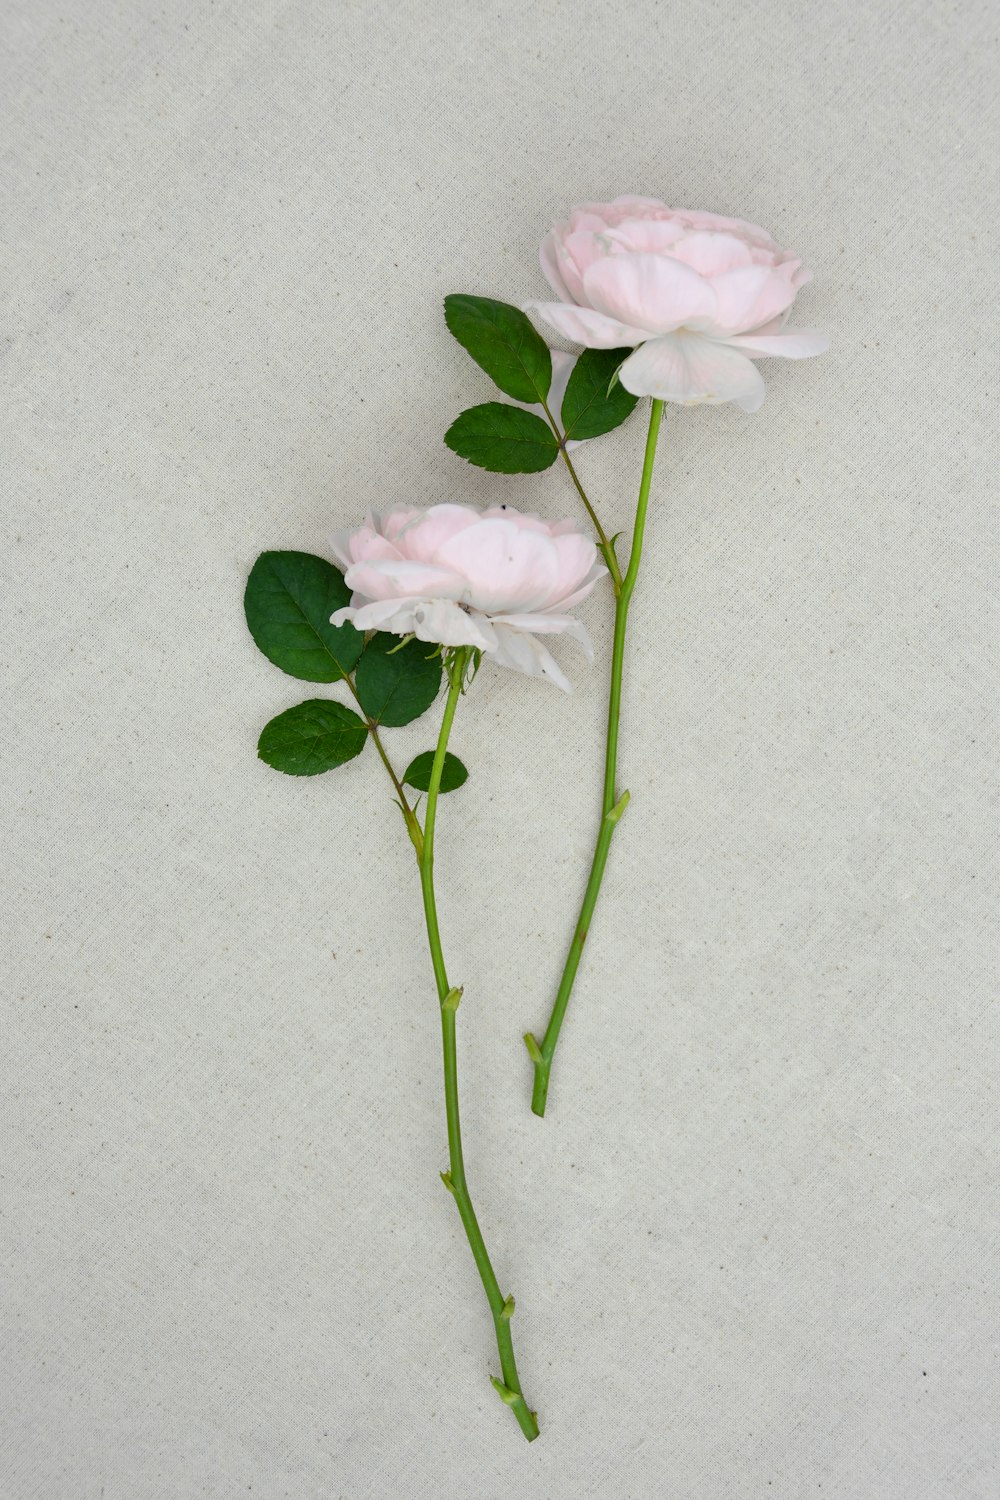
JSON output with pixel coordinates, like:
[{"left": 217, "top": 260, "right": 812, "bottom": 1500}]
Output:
[{"left": 3, "top": 1, "right": 998, "bottom": 1495}]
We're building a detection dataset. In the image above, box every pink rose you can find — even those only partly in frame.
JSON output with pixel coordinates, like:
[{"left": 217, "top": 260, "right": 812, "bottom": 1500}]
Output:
[
  {"left": 527, "top": 195, "right": 827, "bottom": 413},
  {"left": 330, "top": 503, "right": 606, "bottom": 692}
]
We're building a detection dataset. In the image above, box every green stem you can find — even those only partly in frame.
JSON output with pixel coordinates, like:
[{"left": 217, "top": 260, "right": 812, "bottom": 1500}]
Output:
[
  {"left": 526, "top": 399, "right": 665, "bottom": 1117},
  {"left": 420, "top": 648, "right": 539, "bottom": 1441}
]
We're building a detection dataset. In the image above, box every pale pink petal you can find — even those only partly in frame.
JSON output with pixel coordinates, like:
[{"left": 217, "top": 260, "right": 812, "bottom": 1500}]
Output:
[
  {"left": 607, "top": 194, "right": 671, "bottom": 216},
  {"left": 329, "top": 524, "right": 402, "bottom": 570},
  {"left": 706, "top": 267, "right": 797, "bottom": 336},
  {"left": 547, "top": 517, "right": 591, "bottom": 537},
  {"left": 525, "top": 300, "right": 648, "bottom": 349},
  {"left": 561, "top": 228, "right": 609, "bottom": 293},
  {"left": 489, "top": 624, "right": 574, "bottom": 693},
  {"left": 546, "top": 238, "right": 590, "bottom": 304},
  {"left": 618, "top": 333, "right": 766, "bottom": 412},
  {"left": 395, "top": 504, "right": 482, "bottom": 563},
  {"left": 437, "top": 519, "right": 560, "bottom": 613},
  {"left": 726, "top": 330, "right": 830, "bottom": 359},
  {"left": 332, "top": 597, "right": 418, "bottom": 631},
  {"left": 547, "top": 530, "right": 604, "bottom": 605},
  {"left": 676, "top": 208, "right": 779, "bottom": 248},
  {"left": 539, "top": 232, "right": 574, "bottom": 301},
  {"left": 604, "top": 218, "right": 686, "bottom": 255},
  {"left": 378, "top": 506, "right": 423, "bottom": 542},
  {"left": 670, "top": 231, "right": 754, "bottom": 276},
  {"left": 411, "top": 598, "right": 495, "bottom": 650},
  {"left": 491, "top": 613, "right": 595, "bottom": 659},
  {"left": 553, "top": 572, "right": 608, "bottom": 613},
  {"left": 344, "top": 558, "right": 466, "bottom": 602},
  {"left": 743, "top": 311, "right": 788, "bottom": 337},
  {"left": 583, "top": 253, "right": 716, "bottom": 336},
  {"left": 568, "top": 207, "right": 617, "bottom": 232},
  {"left": 480, "top": 504, "right": 550, "bottom": 533}
]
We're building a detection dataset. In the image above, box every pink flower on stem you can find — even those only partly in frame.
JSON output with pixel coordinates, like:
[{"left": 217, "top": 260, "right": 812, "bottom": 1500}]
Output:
[
  {"left": 330, "top": 503, "right": 606, "bottom": 692},
  {"left": 527, "top": 195, "right": 827, "bottom": 412}
]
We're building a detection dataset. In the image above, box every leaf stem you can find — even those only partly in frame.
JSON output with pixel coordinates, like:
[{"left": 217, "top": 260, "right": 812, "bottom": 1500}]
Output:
[
  {"left": 540, "top": 397, "right": 623, "bottom": 591},
  {"left": 343, "top": 676, "right": 424, "bottom": 857},
  {"left": 526, "top": 399, "right": 664, "bottom": 1117},
  {"left": 419, "top": 648, "right": 539, "bottom": 1440}
]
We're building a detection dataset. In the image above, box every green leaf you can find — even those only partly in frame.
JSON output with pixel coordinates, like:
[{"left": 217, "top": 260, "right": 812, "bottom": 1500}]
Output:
[
  {"left": 560, "top": 348, "right": 640, "bottom": 440},
  {"left": 403, "top": 751, "right": 469, "bottom": 794},
  {"left": 354, "top": 634, "right": 442, "bottom": 726},
  {"left": 258, "top": 700, "right": 367, "bottom": 776},
  {"left": 444, "top": 403, "right": 559, "bottom": 474},
  {"left": 244, "top": 551, "right": 363, "bottom": 682},
  {"left": 444, "top": 294, "right": 552, "bottom": 403}
]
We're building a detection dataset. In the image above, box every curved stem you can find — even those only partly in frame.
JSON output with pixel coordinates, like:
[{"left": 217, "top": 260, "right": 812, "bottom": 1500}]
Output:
[
  {"left": 420, "top": 648, "right": 539, "bottom": 1441},
  {"left": 526, "top": 399, "right": 665, "bottom": 1117},
  {"left": 540, "top": 398, "right": 623, "bottom": 591}
]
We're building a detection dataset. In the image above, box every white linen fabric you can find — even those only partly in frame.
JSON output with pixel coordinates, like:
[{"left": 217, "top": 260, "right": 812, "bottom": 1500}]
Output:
[{"left": 2, "top": 1, "right": 998, "bottom": 1496}]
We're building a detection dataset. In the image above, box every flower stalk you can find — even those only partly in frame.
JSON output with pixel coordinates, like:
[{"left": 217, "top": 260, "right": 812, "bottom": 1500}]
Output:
[
  {"left": 525, "top": 399, "right": 665, "bottom": 1116},
  {"left": 419, "top": 647, "right": 539, "bottom": 1440}
]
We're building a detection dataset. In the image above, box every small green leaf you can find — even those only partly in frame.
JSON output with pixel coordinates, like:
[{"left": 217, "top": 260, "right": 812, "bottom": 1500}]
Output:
[
  {"left": 444, "top": 294, "right": 552, "bottom": 403},
  {"left": 403, "top": 751, "right": 469, "bottom": 794},
  {"left": 561, "top": 348, "right": 639, "bottom": 440},
  {"left": 444, "top": 403, "right": 559, "bottom": 474},
  {"left": 258, "top": 700, "right": 367, "bottom": 776},
  {"left": 355, "top": 634, "right": 442, "bottom": 726},
  {"left": 244, "top": 551, "right": 363, "bottom": 682}
]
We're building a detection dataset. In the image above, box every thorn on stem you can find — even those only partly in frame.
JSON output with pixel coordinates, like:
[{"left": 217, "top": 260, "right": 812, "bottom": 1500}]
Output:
[
  {"left": 490, "top": 1376, "right": 521, "bottom": 1407},
  {"left": 606, "top": 788, "right": 631, "bottom": 825}
]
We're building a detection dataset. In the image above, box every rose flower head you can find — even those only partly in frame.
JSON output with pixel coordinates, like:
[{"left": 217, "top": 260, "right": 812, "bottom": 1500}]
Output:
[
  {"left": 330, "top": 503, "right": 606, "bottom": 692},
  {"left": 527, "top": 195, "right": 828, "bottom": 413}
]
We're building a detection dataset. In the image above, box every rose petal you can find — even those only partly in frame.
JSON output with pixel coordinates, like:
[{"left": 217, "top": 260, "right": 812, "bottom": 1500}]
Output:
[
  {"left": 489, "top": 623, "right": 574, "bottom": 693},
  {"left": 550, "top": 565, "right": 608, "bottom": 613},
  {"left": 378, "top": 506, "right": 424, "bottom": 542},
  {"left": 726, "top": 330, "right": 830, "bottom": 359},
  {"left": 618, "top": 333, "right": 766, "bottom": 412},
  {"left": 329, "top": 524, "right": 402, "bottom": 570},
  {"left": 436, "top": 519, "right": 560, "bottom": 613},
  {"left": 394, "top": 504, "right": 483, "bottom": 564},
  {"left": 675, "top": 208, "right": 779, "bottom": 249},
  {"left": 491, "top": 613, "right": 595, "bottom": 660},
  {"left": 583, "top": 253, "right": 717, "bottom": 336},
  {"left": 670, "top": 231, "right": 754, "bottom": 276},
  {"left": 525, "top": 300, "right": 648, "bottom": 349},
  {"left": 410, "top": 598, "right": 495, "bottom": 650},
  {"left": 332, "top": 597, "right": 415, "bottom": 631},
  {"left": 539, "top": 232, "right": 574, "bottom": 301},
  {"left": 548, "top": 530, "right": 604, "bottom": 605},
  {"left": 603, "top": 218, "right": 686, "bottom": 255},
  {"left": 705, "top": 266, "right": 797, "bottom": 336},
  {"left": 344, "top": 558, "right": 466, "bottom": 602}
]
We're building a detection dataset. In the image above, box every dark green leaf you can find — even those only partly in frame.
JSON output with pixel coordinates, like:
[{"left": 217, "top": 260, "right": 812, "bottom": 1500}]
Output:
[
  {"left": 258, "top": 700, "right": 367, "bottom": 776},
  {"left": 444, "top": 294, "right": 552, "bottom": 403},
  {"left": 403, "top": 751, "right": 469, "bottom": 794},
  {"left": 560, "top": 348, "right": 640, "bottom": 440},
  {"left": 244, "top": 551, "right": 363, "bottom": 682},
  {"left": 444, "top": 403, "right": 559, "bottom": 474},
  {"left": 354, "top": 634, "right": 442, "bottom": 727}
]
